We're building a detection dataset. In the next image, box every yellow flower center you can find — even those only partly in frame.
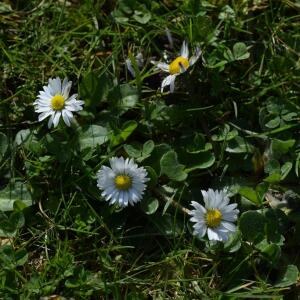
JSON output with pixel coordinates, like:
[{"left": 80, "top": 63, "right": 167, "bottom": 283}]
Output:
[
  {"left": 114, "top": 175, "right": 132, "bottom": 190},
  {"left": 205, "top": 209, "right": 222, "bottom": 228},
  {"left": 169, "top": 56, "right": 189, "bottom": 75},
  {"left": 51, "top": 94, "right": 65, "bottom": 110}
]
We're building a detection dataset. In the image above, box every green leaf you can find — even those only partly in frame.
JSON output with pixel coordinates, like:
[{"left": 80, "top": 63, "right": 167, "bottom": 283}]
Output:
[
  {"left": 0, "top": 132, "right": 8, "bottom": 160},
  {"left": 0, "top": 182, "right": 32, "bottom": 211},
  {"left": 264, "top": 159, "right": 280, "bottom": 175},
  {"left": 255, "top": 182, "right": 269, "bottom": 203},
  {"left": 124, "top": 142, "right": 142, "bottom": 158},
  {"left": 79, "top": 125, "right": 109, "bottom": 151},
  {"left": 141, "top": 197, "right": 159, "bottom": 215},
  {"left": 264, "top": 173, "right": 281, "bottom": 183},
  {"left": 143, "top": 144, "right": 171, "bottom": 175},
  {"left": 239, "top": 210, "right": 266, "bottom": 242},
  {"left": 0, "top": 245, "right": 28, "bottom": 270},
  {"left": 0, "top": 211, "right": 25, "bottom": 237},
  {"left": 224, "top": 230, "right": 242, "bottom": 253},
  {"left": 281, "top": 161, "right": 293, "bottom": 180},
  {"left": 132, "top": 4, "right": 151, "bottom": 24},
  {"left": 124, "top": 140, "right": 154, "bottom": 162},
  {"left": 15, "top": 129, "right": 41, "bottom": 154},
  {"left": 239, "top": 186, "right": 261, "bottom": 205},
  {"left": 79, "top": 72, "right": 110, "bottom": 107},
  {"left": 257, "top": 240, "right": 281, "bottom": 264},
  {"left": 275, "top": 265, "right": 298, "bottom": 287},
  {"left": 111, "top": 120, "right": 137, "bottom": 147},
  {"left": 145, "top": 166, "right": 158, "bottom": 188},
  {"left": 211, "top": 125, "right": 238, "bottom": 141},
  {"left": 120, "top": 84, "right": 138, "bottom": 109},
  {"left": 142, "top": 140, "right": 154, "bottom": 156},
  {"left": 271, "top": 138, "right": 295, "bottom": 159},
  {"left": 185, "top": 133, "right": 212, "bottom": 153},
  {"left": 226, "top": 136, "right": 254, "bottom": 153},
  {"left": 265, "top": 116, "right": 281, "bottom": 129},
  {"left": 233, "top": 42, "right": 250, "bottom": 60},
  {"left": 160, "top": 151, "right": 187, "bottom": 181},
  {"left": 185, "top": 152, "right": 215, "bottom": 172}
]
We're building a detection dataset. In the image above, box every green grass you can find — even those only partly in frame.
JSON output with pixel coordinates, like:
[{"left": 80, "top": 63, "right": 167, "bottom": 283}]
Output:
[{"left": 1, "top": 0, "right": 300, "bottom": 299}]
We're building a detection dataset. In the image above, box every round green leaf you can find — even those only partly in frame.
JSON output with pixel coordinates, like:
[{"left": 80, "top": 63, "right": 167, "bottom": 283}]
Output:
[
  {"left": 141, "top": 197, "right": 159, "bottom": 215},
  {"left": 79, "top": 125, "right": 109, "bottom": 151},
  {"left": 275, "top": 265, "right": 299, "bottom": 287},
  {"left": 0, "top": 182, "right": 32, "bottom": 212},
  {"left": 239, "top": 210, "right": 266, "bottom": 242},
  {"left": 160, "top": 150, "right": 187, "bottom": 181}
]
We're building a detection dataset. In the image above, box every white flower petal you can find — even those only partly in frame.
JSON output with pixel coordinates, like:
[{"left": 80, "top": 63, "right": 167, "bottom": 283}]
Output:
[
  {"left": 157, "top": 62, "right": 170, "bottom": 72},
  {"left": 97, "top": 157, "right": 149, "bottom": 207},
  {"left": 207, "top": 228, "right": 222, "bottom": 241},
  {"left": 193, "top": 223, "right": 207, "bottom": 239},
  {"left": 220, "top": 221, "right": 237, "bottom": 232},
  {"left": 62, "top": 109, "right": 71, "bottom": 126},
  {"left": 52, "top": 111, "right": 61, "bottom": 127},
  {"left": 161, "top": 75, "right": 177, "bottom": 92},
  {"left": 126, "top": 58, "right": 136, "bottom": 77},
  {"left": 47, "top": 114, "right": 55, "bottom": 128},
  {"left": 34, "top": 77, "right": 84, "bottom": 128},
  {"left": 180, "top": 41, "right": 189, "bottom": 59},
  {"left": 189, "top": 188, "right": 239, "bottom": 242},
  {"left": 189, "top": 47, "right": 202, "bottom": 66}
]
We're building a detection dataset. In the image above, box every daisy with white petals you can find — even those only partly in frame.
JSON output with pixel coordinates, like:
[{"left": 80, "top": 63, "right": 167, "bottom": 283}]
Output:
[
  {"left": 153, "top": 41, "right": 201, "bottom": 93},
  {"left": 97, "top": 157, "right": 149, "bottom": 207},
  {"left": 34, "top": 77, "right": 84, "bottom": 128},
  {"left": 189, "top": 189, "right": 239, "bottom": 242}
]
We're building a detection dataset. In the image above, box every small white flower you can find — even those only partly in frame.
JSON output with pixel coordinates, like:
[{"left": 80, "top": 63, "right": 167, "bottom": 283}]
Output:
[
  {"left": 189, "top": 189, "right": 239, "bottom": 242},
  {"left": 152, "top": 41, "right": 201, "bottom": 93},
  {"left": 34, "top": 77, "right": 84, "bottom": 128},
  {"left": 97, "top": 157, "right": 149, "bottom": 207},
  {"left": 125, "top": 52, "right": 144, "bottom": 77}
]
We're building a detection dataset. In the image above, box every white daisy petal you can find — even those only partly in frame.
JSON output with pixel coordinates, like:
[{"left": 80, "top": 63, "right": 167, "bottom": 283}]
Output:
[
  {"left": 157, "top": 62, "right": 170, "bottom": 72},
  {"left": 220, "top": 221, "right": 237, "bottom": 232},
  {"left": 193, "top": 223, "right": 207, "bottom": 239},
  {"left": 38, "top": 111, "right": 53, "bottom": 122},
  {"left": 189, "top": 46, "right": 202, "bottom": 66},
  {"left": 126, "top": 58, "right": 136, "bottom": 77},
  {"left": 62, "top": 109, "right": 71, "bottom": 126},
  {"left": 189, "top": 188, "right": 239, "bottom": 242},
  {"left": 52, "top": 111, "right": 61, "bottom": 128},
  {"left": 207, "top": 228, "right": 221, "bottom": 241},
  {"left": 47, "top": 113, "right": 55, "bottom": 129},
  {"left": 161, "top": 75, "right": 177, "bottom": 92},
  {"left": 97, "top": 157, "right": 149, "bottom": 207},
  {"left": 169, "top": 75, "right": 176, "bottom": 93},
  {"left": 34, "top": 77, "right": 84, "bottom": 128},
  {"left": 180, "top": 41, "right": 189, "bottom": 58}
]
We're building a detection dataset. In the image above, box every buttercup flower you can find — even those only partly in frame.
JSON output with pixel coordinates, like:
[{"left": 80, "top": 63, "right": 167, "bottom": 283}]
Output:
[
  {"left": 34, "top": 77, "right": 84, "bottom": 128},
  {"left": 189, "top": 189, "right": 239, "bottom": 241},
  {"left": 153, "top": 41, "right": 201, "bottom": 92},
  {"left": 97, "top": 157, "right": 149, "bottom": 207}
]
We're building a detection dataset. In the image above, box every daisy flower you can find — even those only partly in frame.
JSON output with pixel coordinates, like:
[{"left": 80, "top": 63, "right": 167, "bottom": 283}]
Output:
[
  {"left": 34, "top": 77, "right": 84, "bottom": 128},
  {"left": 189, "top": 189, "right": 239, "bottom": 242},
  {"left": 153, "top": 41, "right": 201, "bottom": 93},
  {"left": 97, "top": 157, "right": 149, "bottom": 207}
]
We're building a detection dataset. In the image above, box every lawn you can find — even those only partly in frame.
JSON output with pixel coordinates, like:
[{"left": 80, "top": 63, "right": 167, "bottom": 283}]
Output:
[{"left": 1, "top": 0, "right": 300, "bottom": 299}]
